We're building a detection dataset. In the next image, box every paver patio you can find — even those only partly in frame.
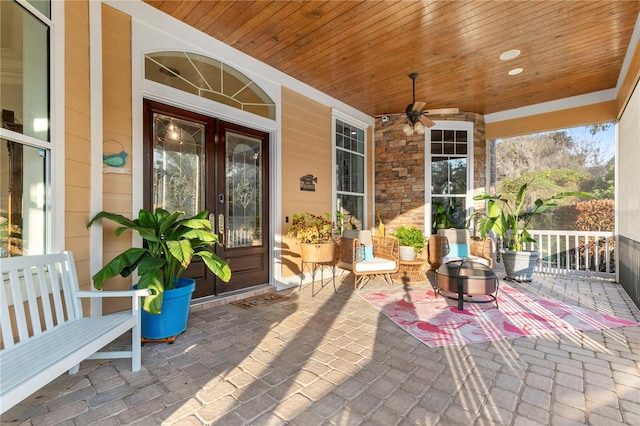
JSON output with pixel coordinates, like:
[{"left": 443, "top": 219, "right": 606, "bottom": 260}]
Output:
[{"left": 2, "top": 270, "right": 639, "bottom": 425}]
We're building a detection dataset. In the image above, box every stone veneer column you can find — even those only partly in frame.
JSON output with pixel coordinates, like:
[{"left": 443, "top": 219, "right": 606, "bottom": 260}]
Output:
[{"left": 374, "top": 113, "right": 487, "bottom": 234}]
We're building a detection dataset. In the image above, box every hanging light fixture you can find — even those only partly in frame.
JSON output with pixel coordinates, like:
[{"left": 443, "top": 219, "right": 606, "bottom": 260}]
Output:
[{"left": 402, "top": 117, "right": 425, "bottom": 136}]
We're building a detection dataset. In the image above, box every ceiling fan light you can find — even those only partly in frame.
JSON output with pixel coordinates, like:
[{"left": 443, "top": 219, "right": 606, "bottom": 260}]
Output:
[
  {"left": 413, "top": 121, "right": 425, "bottom": 134},
  {"left": 402, "top": 123, "right": 413, "bottom": 135}
]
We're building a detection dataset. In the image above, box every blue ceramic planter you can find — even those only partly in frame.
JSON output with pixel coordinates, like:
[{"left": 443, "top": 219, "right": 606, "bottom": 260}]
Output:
[{"left": 138, "top": 277, "right": 196, "bottom": 340}]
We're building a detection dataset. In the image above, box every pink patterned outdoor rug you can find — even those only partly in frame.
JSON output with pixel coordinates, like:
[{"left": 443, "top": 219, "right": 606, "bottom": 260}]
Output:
[{"left": 361, "top": 285, "right": 638, "bottom": 347}]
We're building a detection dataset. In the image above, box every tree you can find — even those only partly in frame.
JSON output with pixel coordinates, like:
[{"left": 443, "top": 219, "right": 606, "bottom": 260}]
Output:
[{"left": 495, "top": 123, "right": 615, "bottom": 231}]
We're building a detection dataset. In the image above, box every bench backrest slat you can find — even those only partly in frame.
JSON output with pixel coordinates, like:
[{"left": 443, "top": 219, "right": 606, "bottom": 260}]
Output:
[
  {"left": 0, "top": 252, "right": 81, "bottom": 349},
  {"left": 8, "top": 269, "right": 29, "bottom": 343},
  {"left": 22, "top": 264, "right": 44, "bottom": 337},
  {"left": 0, "top": 270, "right": 16, "bottom": 348}
]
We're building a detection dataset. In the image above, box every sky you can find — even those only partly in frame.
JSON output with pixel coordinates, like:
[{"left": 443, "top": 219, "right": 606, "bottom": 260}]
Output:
[{"left": 566, "top": 123, "right": 615, "bottom": 163}]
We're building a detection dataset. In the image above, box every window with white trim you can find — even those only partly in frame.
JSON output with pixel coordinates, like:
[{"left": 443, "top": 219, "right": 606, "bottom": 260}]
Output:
[
  {"left": 0, "top": 0, "right": 51, "bottom": 257},
  {"left": 427, "top": 121, "right": 473, "bottom": 233},
  {"left": 335, "top": 119, "right": 365, "bottom": 230}
]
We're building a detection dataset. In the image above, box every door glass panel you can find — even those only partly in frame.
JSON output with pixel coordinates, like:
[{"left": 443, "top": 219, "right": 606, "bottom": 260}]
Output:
[
  {"left": 152, "top": 113, "right": 205, "bottom": 216},
  {"left": 226, "top": 132, "right": 262, "bottom": 248}
]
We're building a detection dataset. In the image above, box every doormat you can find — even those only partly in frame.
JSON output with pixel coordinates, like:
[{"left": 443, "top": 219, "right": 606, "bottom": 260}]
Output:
[
  {"left": 230, "top": 292, "right": 290, "bottom": 309},
  {"left": 360, "top": 284, "right": 638, "bottom": 347}
]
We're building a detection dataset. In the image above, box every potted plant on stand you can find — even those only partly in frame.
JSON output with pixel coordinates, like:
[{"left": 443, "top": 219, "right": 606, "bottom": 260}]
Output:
[
  {"left": 287, "top": 212, "right": 337, "bottom": 263},
  {"left": 391, "top": 226, "right": 427, "bottom": 261},
  {"left": 87, "top": 208, "right": 231, "bottom": 340},
  {"left": 471, "top": 182, "right": 589, "bottom": 281}
]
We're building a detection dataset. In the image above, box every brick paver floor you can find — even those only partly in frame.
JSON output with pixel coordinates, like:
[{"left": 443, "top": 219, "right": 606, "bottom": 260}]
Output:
[{"left": 2, "top": 270, "right": 639, "bottom": 425}]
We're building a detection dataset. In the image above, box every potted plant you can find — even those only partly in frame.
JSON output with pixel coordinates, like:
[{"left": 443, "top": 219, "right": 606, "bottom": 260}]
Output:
[
  {"left": 432, "top": 200, "right": 454, "bottom": 233},
  {"left": 471, "top": 182, "right": 590, "bottom": 281},
  {"left": 286, "top": 212, "right": 337, "bottom": 263},
  {"left": 391, "top": 226, "right": 427, "bottom": 261},
  {"left": 87, "top": 208, "right": 231, "bottom": 340}
]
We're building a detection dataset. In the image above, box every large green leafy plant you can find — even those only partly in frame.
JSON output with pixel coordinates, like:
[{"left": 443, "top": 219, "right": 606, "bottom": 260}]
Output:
[
  {"left": 471, "top": 182, "right": 590, "bottom": 251},
  {"left": 391, "top": 226, "right": 427, "bottom": 254},
  {"left": 88, "top": 208, "right": 231, "bottom": 314}
]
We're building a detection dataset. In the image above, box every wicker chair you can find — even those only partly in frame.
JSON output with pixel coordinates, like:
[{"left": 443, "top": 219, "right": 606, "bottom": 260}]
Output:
[
  {"left": 427, "top": 228, "right": 495, "bottom": 269},
  {"left": 337, "top": 230, "right": 399, "bottom": 289}
]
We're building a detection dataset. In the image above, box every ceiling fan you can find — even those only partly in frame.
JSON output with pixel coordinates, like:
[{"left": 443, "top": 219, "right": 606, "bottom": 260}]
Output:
[{"left": 378, "top": 73, "right": 459, "bottom": 135}]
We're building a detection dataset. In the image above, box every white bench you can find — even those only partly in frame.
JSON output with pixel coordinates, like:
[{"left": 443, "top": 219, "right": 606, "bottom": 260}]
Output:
[{"left": 0, "top": 251, "right": 150, "bottom": 414}]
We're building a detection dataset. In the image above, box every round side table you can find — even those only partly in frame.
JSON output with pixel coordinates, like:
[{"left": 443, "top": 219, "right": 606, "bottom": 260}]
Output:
[{"left": 392, "top": 258, "right": 427, "bottom": 284}]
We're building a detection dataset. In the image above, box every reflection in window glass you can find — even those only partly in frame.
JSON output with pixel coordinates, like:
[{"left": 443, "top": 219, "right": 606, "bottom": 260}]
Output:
[
  {"left": 152, "top": 113, "right": 205, "bottom": 216},
  {"left": 0, "top": 1, "right": 50, "bottom": 142},
  {"left": 1, "top": 139, "right": 47, "bottom": 257},
  {"left": 226, "top": 132, "right": 263, "bottom": 248},
  {"left": 27, "top": 0, "right": 50, "bottom": 18},
  {"left": 337, "top": 194, "right": 363, "bottom": 231},
  {"left": 431, "top": 157, "right": 467, "bottom": 195}
]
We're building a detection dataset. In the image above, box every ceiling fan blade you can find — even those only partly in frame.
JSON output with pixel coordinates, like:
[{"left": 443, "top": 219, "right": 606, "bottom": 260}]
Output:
[
  {"left": 411, "top": 101, "right": 425, "bottom": 112},
  {"left": 419, "top": 115, "right": 435, "bottom": 128},
  {"left": 390, "top": 118, "right": 408, "bottom": 129},
  {"left": 423, "top": 108, "right": 460, "bottom": 115}
]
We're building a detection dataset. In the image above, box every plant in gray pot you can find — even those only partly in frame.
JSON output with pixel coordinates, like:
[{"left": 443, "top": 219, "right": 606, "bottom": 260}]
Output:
[
  {"left": 88, "top": 208, "right": 231, "bottom": 340},
  {"left": 391, "top": 226, "right": 427, "bottom": 261},
  {"left": 471, "top": 182, "right": 590, "bottom": 281}
]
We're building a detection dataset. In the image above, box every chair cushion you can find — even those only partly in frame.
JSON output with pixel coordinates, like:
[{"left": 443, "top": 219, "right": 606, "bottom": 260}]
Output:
[
  {"left": 363, "top": 245, "right": 374, "bottom": 260},
  {"left": 354, "top": 257, "right": 397, "bottom": 272},
  {"left": 447, "top": 243, "right": 469, "bottom": 258},
  {"left": 438, "top": 228, "right": 470, "bottom": 245},
  {"left": 343, "top": 230, "right": 373, "bottom": 246}
]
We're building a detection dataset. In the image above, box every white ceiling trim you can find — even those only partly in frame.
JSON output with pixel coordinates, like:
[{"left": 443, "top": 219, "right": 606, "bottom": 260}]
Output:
[{"left": 484, "top": 89, "right": 615, "bottom": 123}]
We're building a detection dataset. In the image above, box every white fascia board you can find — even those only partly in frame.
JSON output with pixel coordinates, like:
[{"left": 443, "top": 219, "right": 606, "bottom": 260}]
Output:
[
  {"left": 485, "top": 89, "right": 616, "bottom": 123},
  {"left": 616, "top": 13, "right": 640, "bottom": 90},
  {"left": 105, "top": 0, "right": 373, "bottom": 126}
]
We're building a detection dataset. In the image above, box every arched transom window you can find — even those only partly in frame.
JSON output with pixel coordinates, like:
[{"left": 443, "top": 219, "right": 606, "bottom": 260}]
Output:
[{"left": 145, "top": 51, "right": 275, "bottom": 120}]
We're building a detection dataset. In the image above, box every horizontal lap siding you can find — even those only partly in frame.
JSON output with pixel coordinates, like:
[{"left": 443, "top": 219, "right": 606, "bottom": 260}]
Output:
[
  {"left": 281, "top": 88, "right": 332, "bottom": 277},
  {"left": 101, "top": 5, "right": 133, "bottom": 314},
  {"left": 65, "top": 0, "right": 91, "bottom": 296}
]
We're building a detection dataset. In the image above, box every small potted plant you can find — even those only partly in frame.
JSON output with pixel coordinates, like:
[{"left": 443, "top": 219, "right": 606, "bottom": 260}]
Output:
[
  {"left": 391, "top": 226, "right": 427, "bottom": 261},
  {"left": 286, "top": 212, "right": 337, "bottom": 263},
  {"left": 87, "top": 208, "right": 231, "bottom": 340},
  {"left": 471, "top": 182, "right": 590, "bottom": 281}
]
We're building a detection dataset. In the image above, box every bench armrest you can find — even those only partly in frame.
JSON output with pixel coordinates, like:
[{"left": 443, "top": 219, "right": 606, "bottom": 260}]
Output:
[{"left": 75, "top": 289, "right": 151, "bottom": 299}]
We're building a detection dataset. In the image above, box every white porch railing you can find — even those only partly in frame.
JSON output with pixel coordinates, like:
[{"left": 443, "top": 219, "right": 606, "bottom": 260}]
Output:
[{"left": 518, "top": 230, "right": 615, "bottom": 278}]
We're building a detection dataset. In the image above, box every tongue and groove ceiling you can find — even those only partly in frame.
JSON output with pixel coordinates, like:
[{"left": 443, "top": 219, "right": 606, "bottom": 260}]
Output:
[{"left": 143, "top": 1, "right": 640, "bottom": 118}]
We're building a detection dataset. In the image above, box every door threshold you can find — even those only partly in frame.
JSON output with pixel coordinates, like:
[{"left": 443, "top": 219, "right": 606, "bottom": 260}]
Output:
[{"left": 189, "top": 284, "right": 274, "bottom": 312}]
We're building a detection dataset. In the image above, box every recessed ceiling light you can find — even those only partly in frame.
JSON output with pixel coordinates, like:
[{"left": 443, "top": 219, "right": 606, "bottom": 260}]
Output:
[
  {"left": 508, "top": 68, "right": 523, "bottom": 76},
  {"left": 500, "top": 49, "right": 521, "bottom": 60}
]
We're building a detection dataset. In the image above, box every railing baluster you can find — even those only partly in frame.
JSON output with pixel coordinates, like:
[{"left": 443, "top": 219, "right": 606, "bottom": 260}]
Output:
[{"left": 524, "top": 230, "right": 614, "bottom": 278}]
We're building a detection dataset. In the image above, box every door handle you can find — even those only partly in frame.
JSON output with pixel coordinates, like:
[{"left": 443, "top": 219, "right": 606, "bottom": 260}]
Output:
[{"left": 218, "top": 213, "right": 225, "bottom": 246}]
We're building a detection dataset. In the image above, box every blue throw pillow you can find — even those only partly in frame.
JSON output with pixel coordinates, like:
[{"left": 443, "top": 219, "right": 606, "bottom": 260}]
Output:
[
  {"left": 363, "top": 245, "right": 374, "bottom": 260},
  {"left": 448, "top": 243, "right": 469, "bottom": 258}
]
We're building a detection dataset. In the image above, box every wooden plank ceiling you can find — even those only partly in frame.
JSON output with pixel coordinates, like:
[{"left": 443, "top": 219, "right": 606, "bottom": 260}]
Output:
[{"left": 143, "top": 1, "right": 639, "bottom": 118}]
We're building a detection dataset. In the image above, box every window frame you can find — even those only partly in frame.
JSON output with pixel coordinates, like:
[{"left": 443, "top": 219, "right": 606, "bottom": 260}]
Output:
[
  {"left": 425, "top": 120, "right": 474, "bottom": 233},
  {"left": 0, "top": 0, "right": 61, "bottom": 256},
  {"left": 333, "top": 112, "right": 368, "bottom": 231}
]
